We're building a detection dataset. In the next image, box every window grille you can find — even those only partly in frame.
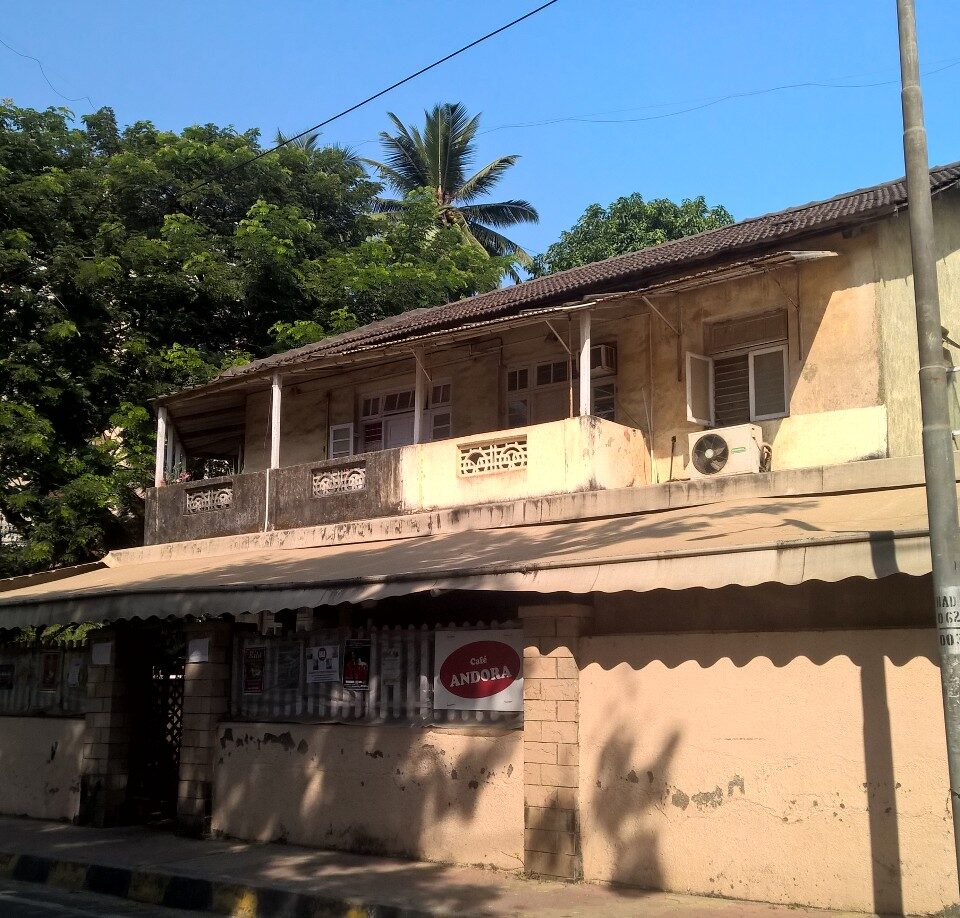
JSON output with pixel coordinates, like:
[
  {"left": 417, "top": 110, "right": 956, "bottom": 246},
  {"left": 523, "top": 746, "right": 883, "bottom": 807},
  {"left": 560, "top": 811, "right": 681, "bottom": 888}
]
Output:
[
  {"left": 232, "top": 622, "right": 521, "bottom": 728},
  {"left": 592, "top": 382, "right": 616, "bottom": 421}
]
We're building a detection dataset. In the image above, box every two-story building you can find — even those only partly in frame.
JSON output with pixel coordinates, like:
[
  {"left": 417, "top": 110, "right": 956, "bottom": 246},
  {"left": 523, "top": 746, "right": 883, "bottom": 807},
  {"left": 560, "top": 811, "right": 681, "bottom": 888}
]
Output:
[{"left": 3, "top": 162, "right": 960, "bottom": 915}]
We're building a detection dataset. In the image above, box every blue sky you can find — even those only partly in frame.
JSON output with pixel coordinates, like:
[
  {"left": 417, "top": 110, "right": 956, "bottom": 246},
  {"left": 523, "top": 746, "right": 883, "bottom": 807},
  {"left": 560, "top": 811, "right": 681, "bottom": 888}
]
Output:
[{"left": 2, "top": 1, "right": 959, "bottom": 258}]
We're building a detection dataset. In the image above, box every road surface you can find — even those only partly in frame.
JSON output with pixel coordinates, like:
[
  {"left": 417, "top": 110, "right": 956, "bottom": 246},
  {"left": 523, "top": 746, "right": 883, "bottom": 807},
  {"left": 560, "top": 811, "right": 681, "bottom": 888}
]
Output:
[{"left": 0, "top": 880, "right": 197, "bottom": 917}]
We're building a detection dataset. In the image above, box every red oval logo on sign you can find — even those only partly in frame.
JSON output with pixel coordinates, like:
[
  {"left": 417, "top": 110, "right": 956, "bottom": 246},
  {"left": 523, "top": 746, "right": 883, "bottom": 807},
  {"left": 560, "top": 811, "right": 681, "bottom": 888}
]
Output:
[{"left": 439, "top": 640, "right": 522, "bottom": 699}]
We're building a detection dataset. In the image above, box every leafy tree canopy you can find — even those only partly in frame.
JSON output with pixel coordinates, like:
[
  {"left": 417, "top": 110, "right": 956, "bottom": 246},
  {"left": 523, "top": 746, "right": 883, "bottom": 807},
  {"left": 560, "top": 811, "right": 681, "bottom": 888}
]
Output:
[
  {"left": 0, "top": 102, "right": 512, "bottom": 575},
  {"left": 531, "top": 193, "right": 733, "bottom": 277}
]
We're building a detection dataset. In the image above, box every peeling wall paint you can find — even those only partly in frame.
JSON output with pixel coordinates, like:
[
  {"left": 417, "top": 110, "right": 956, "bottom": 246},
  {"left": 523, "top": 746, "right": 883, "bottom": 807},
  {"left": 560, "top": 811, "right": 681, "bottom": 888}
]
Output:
[
  {"left": 578, "top": 628, "right": 959, "bottom": 916},
  {"left": 0, "top": 717, "right": 85, "bottom": 821},
  {"left": 212, "top": 722, "right": 523, "bottom": 870}
]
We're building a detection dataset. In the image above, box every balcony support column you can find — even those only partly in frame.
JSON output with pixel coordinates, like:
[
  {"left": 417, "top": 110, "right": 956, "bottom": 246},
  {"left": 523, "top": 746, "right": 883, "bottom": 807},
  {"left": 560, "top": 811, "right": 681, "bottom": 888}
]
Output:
[
  {"left": 413, "top": 348, "right": 427, "bottom": 444},
  {"left": 264, "top": 373, "right": 281, "bottom": 531},
  {"left": 154, "top": 406, "right": 168, "bottom": 488},
  {"left": 578, "top": 311, "right": 592, "bottom": 417}
]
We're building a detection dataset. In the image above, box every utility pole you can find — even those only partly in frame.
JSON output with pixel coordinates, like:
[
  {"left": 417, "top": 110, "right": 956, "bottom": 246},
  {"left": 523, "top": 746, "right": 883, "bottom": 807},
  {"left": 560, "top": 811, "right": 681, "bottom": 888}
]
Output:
[{"left": 896, "top": 0, "right": 960, "bottom": 883}]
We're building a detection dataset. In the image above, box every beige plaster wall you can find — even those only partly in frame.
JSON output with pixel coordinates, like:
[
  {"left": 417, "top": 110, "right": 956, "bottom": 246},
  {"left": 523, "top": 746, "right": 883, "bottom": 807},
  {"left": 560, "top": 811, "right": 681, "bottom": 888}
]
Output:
[
  {"left": 578, "top": 628, "right": 957, "bottom": 915},
  {"left": 877, "top": 188, "right": 960, "bottom": 458},
  {"left": 645, "top": 231, "right": 888, "bottom": 482},
  {"left": 212, "top": 722, "right": 523, "bottom": 869},
  {"left": 0, "top": 717, "right": 85, "bottom": 821},
  {"left": 400, "top": 416, "right": 648, "bottom": 511}
]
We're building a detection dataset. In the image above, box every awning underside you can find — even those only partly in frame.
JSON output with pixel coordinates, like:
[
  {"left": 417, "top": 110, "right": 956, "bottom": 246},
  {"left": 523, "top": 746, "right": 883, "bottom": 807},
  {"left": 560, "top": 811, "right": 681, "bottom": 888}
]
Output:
[{"left": 0, "top": 484, "right": 938, "bottom": 628}]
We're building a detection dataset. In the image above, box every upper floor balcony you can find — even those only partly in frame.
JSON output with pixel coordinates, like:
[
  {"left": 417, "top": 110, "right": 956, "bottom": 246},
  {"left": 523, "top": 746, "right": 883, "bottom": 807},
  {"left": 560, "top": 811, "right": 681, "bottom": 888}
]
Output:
[
  {"left": 145, "top": 243, "right": 910, "bottom": 547},
  {"left": 144, "top": 415, "right": 648, "bottom": 546}
]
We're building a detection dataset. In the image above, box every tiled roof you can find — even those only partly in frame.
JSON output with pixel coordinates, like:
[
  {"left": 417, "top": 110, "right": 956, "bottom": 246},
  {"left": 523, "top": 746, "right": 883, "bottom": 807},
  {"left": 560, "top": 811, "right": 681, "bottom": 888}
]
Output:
[{"left": 207, "top": 161, "right": 960, "bottom": 386}]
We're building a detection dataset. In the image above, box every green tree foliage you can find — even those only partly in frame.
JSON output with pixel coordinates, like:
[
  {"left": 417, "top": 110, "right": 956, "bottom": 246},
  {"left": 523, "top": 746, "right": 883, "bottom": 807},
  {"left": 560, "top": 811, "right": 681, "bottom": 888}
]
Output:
[
  {"left": 366, "top": 102, "right": 538, "bottom": 281},
  {"left": 531, "top": 193, "right": 734, "bottom": 277},
  {"left": 0, "top": 102, "right": 510, "bottom": 575}
]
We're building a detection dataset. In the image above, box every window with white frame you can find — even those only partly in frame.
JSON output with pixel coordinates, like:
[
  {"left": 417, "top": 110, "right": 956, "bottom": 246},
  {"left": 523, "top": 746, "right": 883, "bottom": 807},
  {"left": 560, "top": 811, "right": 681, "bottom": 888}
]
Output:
[
  {"left": 428, "top": 381, "right": 453, "bottom": 440},
  {"left": 686, "top": 309, "right": 789, "bottom": 426},
  {"left": 358, "top": 382, "right": 452, "bottom": 451},
  {"left": 328, "top": 423, "right": 354, "bottom": 460},
  {"left": 504, "top": 347, "right": 617, "bottom": 427}
]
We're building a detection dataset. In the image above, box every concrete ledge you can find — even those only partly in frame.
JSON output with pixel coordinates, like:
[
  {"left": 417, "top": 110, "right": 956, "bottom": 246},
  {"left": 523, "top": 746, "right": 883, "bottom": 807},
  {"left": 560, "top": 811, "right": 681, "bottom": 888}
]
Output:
[
  {"left": 108, "top": 452, "right": 955, "bottom": 568},
  {"left": 0, "top": 849, "right": 436, "bottom": 917}
]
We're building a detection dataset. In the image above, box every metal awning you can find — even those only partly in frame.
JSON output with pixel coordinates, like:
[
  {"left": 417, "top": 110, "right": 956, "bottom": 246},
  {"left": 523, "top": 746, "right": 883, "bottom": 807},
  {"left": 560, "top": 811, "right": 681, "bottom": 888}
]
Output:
[{"left": 0, "top": 483, "right": 941, "bottom": 629}]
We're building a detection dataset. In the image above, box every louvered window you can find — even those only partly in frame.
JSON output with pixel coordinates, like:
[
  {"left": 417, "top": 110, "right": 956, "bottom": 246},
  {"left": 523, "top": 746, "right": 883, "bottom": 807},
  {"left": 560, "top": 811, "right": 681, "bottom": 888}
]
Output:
[{"left": 686, "top": 310, "right": 789, "bottom": 426}]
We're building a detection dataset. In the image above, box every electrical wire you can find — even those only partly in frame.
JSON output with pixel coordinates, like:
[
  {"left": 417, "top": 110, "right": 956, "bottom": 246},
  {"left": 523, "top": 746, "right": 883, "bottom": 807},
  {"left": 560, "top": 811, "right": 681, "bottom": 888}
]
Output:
[
  {"left": 177, "top": 0, "right": 561, "bottom": 200},
  {"left": 0, "top": 34, "right": 94, "bottom": 108},
  {"left": 475, "top": 57, "right": 960, "bottom": 135}
]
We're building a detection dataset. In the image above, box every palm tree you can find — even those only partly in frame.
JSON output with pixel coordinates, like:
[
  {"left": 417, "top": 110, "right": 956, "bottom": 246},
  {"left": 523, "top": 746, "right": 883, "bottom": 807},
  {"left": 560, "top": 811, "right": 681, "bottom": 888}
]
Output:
[
  {"left": 365, "top": 103, "right": 538, "bottom": 281},
  {"left": 275, "top": 129, "right": 322, "bottom": 151}
]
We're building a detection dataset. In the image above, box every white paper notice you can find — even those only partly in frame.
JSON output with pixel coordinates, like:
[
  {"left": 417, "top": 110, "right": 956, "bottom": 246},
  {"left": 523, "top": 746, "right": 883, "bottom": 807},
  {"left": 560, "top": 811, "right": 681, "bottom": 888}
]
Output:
[
  {"left": 306, "top": 643, "right": 341, "bottom": 683},
  {"left": 91, "top": 642, "right": 112, "bottom": 666},
  {"left": 187, "top": 638, "right": 210, "bottom": 664},
  {"left": 381, "top": 647, "right": 402, "bottom": 684},
  {"left": 67, "top": 658, "right": 83, "bottom": 687}
]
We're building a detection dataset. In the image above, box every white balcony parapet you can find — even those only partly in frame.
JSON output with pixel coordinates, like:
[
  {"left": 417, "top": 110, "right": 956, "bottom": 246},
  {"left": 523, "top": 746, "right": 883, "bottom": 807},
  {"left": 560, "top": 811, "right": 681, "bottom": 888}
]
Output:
[
  {"left": 185, "top": 484, "right": 233, "bottom": 514},
  {"left": 313, "top": 466, "right": 366, "bottom": 497},
  {"left": 457, "top": 437, "right": 528, "bottom": 476}
]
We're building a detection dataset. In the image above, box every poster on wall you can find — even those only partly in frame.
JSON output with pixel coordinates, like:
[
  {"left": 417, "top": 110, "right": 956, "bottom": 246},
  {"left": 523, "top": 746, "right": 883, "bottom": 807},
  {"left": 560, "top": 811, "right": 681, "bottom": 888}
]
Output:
[
  {"left": 40, "top": 652, "right": 61, "bottom": 690},
  {"left": 0, "top": 663, "right": 13, "bottom": 690},
  {"left": 380, "top": 647, "right": 402, "bottom": 684},
  {"left": 243, "top": 645, "right": 266, "bottom": 694},
  {"left": 275, "top": 643, "right": 302, "bottom": 691},
  {"left": 433, "top": 629, "right": 524, "bottom": 712},
  {"left": 343, "top": 639, "right": 371, "bottom": 691},
  {"left": 306, "top": 643, "right": 340, "bottom": 683}
]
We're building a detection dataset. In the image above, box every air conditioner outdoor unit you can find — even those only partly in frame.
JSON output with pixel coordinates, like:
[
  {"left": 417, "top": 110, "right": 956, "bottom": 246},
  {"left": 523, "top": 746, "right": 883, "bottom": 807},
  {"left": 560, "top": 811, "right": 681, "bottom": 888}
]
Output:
[
  {"left": 589, "top": 343, "right": 617, "bottom": 375},
  {"left": 687, "top": 424, "right": 764, "bottom": 480}
]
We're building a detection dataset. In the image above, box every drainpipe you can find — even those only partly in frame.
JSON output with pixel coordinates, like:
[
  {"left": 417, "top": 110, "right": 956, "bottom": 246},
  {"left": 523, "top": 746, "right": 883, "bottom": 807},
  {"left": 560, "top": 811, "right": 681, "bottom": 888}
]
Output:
[
  {"left": 154, "top": 406, "right": 167, "bottom": 488},
  {"left": 897, "top": 0, "right": 960, "bottom": 883},
  {"left": 264, "top": 373, "right": 282, "bottom": 531}
]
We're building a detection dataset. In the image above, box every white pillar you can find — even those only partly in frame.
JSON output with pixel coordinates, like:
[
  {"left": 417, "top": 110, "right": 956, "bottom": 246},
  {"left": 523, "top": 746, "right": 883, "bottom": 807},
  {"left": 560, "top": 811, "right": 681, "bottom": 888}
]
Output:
[
  {"left": 269, "top": 373, "right": 282, "bottom": 469},
  {"left": 413, "top": 350, "right": 426, "bottom": 444},
  {"left": 164, "top": 427, "right": 176, "bottom": 479},
  {"left": 154, "top": 406, "right": 168, "bottom": 487},
  {"left": 579, "top": 311, "right": 592, "bottom": 417}
]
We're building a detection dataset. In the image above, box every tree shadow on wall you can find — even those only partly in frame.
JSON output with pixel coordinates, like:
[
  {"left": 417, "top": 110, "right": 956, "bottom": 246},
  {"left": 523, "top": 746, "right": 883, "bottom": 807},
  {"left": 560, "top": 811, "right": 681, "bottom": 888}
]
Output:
[
  {"left": 578, "top": 623, "right": 948, "bottom": 916},
  {"left": 589, "top": 728, "right": 681, "bottom": 895},
  {"left": 212, "top": 722, "right": 520, "bottom": 916}
]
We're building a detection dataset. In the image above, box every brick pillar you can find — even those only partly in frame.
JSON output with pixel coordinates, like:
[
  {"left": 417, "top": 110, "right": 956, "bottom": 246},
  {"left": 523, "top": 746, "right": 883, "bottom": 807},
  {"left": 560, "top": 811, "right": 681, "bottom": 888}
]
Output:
[
  {"left": 79, "top": 629, "right": 131, "bottom": 826},
  {"left": 520, "top": 601, "right": 592, "bottom": 881},
  {"left": 177, "top": 621, "right": 233, "bottom": 834}
]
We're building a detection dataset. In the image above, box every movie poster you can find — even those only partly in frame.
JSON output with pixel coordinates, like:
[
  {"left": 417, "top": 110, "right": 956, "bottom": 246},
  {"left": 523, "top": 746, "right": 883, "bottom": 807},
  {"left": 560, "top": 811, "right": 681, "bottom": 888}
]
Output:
[
  {"left": 306, "top": 643, "right": 340, "bottom": 684},
  {"left": 243, "top": 645, "right": 266, "bottom": 694},
  {"left": 342, "top": 639, "right": 371, "bottom": 691},
  {"left": 40, "top": 652, "right": 61, "bottom": 691}
]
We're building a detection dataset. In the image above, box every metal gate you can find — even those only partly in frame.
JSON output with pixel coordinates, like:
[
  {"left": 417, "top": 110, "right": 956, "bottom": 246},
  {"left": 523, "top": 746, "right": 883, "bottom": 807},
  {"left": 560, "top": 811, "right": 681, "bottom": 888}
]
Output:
[{"left": 126, "top": 624, "right": 185, "bottom": 824}]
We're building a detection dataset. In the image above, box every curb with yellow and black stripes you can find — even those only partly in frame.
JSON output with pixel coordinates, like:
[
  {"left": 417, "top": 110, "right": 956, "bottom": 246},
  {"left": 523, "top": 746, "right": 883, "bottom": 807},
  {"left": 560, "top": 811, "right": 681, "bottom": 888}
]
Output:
[{"left": 0, "top": 850, "right": 437, "bottom": 917}]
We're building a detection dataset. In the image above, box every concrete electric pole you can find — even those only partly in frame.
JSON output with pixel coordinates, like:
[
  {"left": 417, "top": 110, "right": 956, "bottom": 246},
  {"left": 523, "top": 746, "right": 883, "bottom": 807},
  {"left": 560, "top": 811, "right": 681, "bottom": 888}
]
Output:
[{"left": 896, "top": 0, "right": 960, "bottom": 885}]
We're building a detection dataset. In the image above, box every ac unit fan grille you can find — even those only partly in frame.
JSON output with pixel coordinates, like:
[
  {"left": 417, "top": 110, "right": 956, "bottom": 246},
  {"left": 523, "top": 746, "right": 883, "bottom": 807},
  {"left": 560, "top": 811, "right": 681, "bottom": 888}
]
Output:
[{"left": 691, "top": 433, "right": 729, "bottom": 475}]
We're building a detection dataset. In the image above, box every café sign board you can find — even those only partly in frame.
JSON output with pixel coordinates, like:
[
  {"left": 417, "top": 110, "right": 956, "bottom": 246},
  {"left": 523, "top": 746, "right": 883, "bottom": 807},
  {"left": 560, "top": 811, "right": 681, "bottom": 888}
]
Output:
[{"left": 433, "top": 629, "right": 523, "bottom": 712}]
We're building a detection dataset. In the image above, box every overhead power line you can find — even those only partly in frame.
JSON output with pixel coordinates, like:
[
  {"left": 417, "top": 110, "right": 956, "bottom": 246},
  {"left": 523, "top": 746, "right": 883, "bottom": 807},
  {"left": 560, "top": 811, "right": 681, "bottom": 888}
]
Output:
[
  {"left": 0, "top": 34, "right": 94, "bottom": 108},
  {"left": 179, "top": 0, "right": 562, "bottom": 200}
]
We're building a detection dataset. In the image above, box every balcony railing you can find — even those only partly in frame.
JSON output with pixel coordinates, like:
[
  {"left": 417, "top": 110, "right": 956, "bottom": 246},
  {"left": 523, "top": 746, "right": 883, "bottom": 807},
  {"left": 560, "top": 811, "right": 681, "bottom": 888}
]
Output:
[{"left": 143, "top": 416, "right": 649, "bottom": 546}]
